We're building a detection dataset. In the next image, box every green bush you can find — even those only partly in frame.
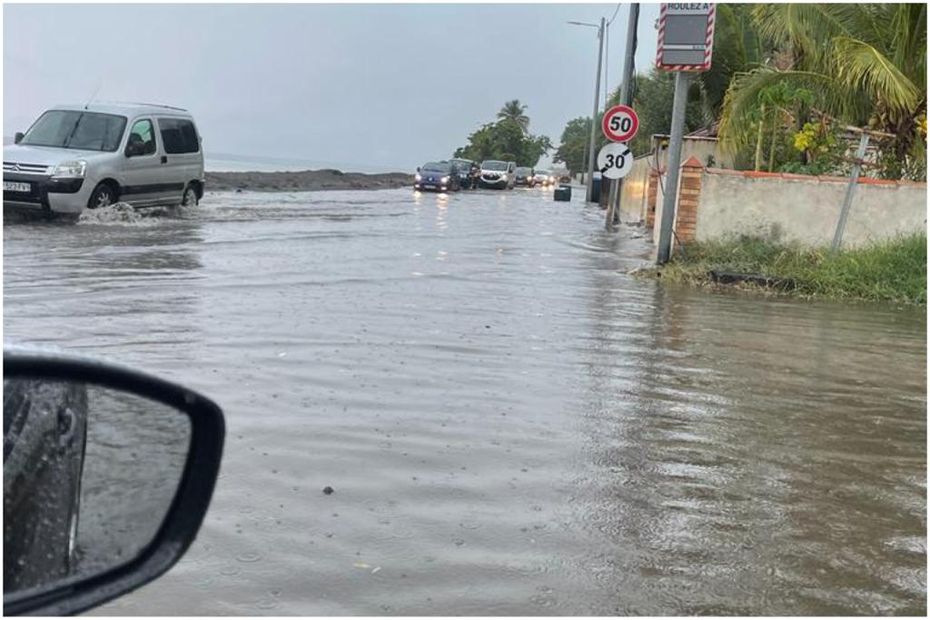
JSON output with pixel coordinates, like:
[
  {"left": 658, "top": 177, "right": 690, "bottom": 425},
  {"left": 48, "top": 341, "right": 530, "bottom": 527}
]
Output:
[{"left": 661, "top": 234, "right": 927, "bottom": 304}]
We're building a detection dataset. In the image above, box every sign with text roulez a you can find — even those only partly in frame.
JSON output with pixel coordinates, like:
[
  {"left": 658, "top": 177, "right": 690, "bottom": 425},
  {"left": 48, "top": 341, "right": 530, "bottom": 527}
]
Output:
[{"left": 656, "top": 3, "right": 716, "bottom": 72}]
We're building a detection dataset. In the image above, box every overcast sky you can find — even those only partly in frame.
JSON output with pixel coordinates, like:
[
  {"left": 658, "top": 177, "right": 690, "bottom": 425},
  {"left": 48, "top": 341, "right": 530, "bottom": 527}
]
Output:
[{"left": 4, "top": 2, "right": 660, "bottom": 171}]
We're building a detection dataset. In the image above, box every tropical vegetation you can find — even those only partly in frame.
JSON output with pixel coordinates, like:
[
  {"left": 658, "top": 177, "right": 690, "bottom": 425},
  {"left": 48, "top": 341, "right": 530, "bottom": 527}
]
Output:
[
  {"left": 555, "top": 3, "right": 927, "bottom": 181},
  {"left": 454, "top": 100, "right": 552, "bottom": 166},
  {"left": 648, "top": 234, "right": 927, "bottom": 305}
]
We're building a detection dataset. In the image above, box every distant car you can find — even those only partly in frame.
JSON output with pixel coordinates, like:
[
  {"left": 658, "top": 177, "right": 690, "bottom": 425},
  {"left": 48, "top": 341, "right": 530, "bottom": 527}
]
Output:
[
  {"left": 533, "top": 170, "right": 553, "bottom": 187},
  {"left": 514, "top": 167, "right": 535, "bottom": 187},
  {"left": 414, "top": 161, "right": 460, "bottom": 192},
  {"left": 449, "top": 158, "right": 478, "bottom": 189},
  {"left": 478, "top": 160, "right": 515, "bottom": 189},
  {"left": 3, "top": 102, "right": 204, "bottom": 218}
]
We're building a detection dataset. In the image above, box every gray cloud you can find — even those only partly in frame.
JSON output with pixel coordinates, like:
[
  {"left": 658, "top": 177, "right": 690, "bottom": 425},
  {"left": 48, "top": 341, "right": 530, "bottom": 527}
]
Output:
[{"left": 4, "top": 3, "right": 659, "bottom": 171}]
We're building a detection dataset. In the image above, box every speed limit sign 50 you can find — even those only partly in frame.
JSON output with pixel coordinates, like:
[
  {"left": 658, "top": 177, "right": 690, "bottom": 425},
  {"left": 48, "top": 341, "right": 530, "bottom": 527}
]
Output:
[
  {"left": 596, "top": 142, "right": 633, "bottom": 180},
  {"left": 602, "top": 104, "right": 639, "bottom": 142}
]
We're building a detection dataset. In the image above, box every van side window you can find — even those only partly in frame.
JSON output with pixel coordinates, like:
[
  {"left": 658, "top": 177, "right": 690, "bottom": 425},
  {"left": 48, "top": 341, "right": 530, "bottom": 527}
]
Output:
[
  {"left": 127, "top": 119, "right": 157, "bottom": 156},
  {"left": 158, "top": 118, "right": 199, "bottom": 154}
]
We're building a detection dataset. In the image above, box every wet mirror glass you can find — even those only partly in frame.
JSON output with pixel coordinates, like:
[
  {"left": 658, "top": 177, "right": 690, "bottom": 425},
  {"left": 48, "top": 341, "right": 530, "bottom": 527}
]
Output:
[{"left": 3, "top": 379, "right": 191, "bottom": 595}]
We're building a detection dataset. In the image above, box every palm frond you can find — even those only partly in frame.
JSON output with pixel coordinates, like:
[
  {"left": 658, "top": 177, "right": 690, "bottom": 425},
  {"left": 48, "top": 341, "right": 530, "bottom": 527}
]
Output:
[
  {"left": 718, "top": 68, "right": 863, "bottom": 153},
  {"left": 832, "top": 36, "right": 921, "bottom": 119}
]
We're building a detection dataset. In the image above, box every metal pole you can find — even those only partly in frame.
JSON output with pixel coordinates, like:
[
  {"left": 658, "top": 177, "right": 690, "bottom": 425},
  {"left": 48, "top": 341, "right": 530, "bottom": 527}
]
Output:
[
  {"left": 606, "top": 3, "right": 639, "bottom": 228},
  {"left": 831, "top": 132, "right": 870, "bottom": 252},
  {"left": 586, "top": 17, "right": 605, "bottom": 202},
  {"left": 656, "top": 71, "right": 691, "bottom": 264},
  {"left": 580, "top": 135, "right": 588, "bottom": 186}
]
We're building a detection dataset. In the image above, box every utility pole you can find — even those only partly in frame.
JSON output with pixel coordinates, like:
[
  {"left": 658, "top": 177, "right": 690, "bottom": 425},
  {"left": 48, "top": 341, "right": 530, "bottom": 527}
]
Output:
[
  {"left": 831, "top": 132, "right": 870, "bottom": 251},
  {"left": 605, "top": 3, "right": 639, "bottom": 229},
  {"left": 580, "top": 135, "right": 588, "bottom": 187},
  {"left": 656, "top": 71, "right": 691, "bottom": 264},
  {"left": 585, "top": 18, "right": 605, "bottom": 202},
  {"left": 654, "top": 2, "right": 715, "bottom": 263}
]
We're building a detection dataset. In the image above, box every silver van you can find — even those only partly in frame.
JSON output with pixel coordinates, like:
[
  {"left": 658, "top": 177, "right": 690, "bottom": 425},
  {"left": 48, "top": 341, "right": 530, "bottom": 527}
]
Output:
[
  {"left": 478, "top": 160, "right": 516, "bottom": 190},
  {"left": 3, "top": 102, "right": 204, "bottom": 216}
]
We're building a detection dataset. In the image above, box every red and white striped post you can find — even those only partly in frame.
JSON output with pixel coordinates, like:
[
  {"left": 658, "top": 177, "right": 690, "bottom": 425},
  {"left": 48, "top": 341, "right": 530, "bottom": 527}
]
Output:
[{"left": 654, "top": 3, "right": 716, "bottom": 264}]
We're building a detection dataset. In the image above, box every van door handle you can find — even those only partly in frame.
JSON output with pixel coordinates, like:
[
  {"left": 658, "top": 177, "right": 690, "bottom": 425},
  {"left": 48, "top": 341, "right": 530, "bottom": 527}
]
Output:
[{"left": 161, "top": 156, "right": 168, "bottom": 164}]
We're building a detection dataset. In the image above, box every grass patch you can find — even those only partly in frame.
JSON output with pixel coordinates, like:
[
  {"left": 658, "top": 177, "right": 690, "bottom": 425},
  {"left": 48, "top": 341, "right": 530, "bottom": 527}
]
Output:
[{"left": 654, "top": 234, "right": 927, "bottom": 304}]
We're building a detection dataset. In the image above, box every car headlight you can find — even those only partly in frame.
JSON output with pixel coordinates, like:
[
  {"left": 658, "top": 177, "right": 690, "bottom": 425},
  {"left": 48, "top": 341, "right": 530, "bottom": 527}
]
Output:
[
  {"left": 441, "top": 176, "right": 450, "bottom": 184},
  {"left": 415, "top": 173, "right": 422, "bottom": 181},
  {"left": 51, "top": 160, "right": 87, "bottom": 178}
]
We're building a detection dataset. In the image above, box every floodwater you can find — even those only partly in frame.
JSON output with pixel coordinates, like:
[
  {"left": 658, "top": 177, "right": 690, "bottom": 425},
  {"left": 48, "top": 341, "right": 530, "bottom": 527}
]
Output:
[{"left": 3, "top": 187, "right": 926, "bottom": 615}]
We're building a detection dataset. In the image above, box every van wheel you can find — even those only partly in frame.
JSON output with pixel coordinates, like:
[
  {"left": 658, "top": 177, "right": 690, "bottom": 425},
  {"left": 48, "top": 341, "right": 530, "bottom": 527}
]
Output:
[
  {"left": 87, "top": 183, "right": 116, "bottom": 209},
  {"left": 181, "top": 185, "right": 199, "bottom": 207}
]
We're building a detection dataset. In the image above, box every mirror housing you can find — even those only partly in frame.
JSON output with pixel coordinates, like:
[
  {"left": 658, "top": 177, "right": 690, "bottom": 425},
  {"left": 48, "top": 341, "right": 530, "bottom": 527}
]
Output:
[
  {"left": 416, "top": 166, "right": 421, "bottom": 173},
  {"left": 3, "top": 349, "right": 225, "bottom": 616},
  {"left": 14, "top": 132, "right": 24, "bottom": 144}
]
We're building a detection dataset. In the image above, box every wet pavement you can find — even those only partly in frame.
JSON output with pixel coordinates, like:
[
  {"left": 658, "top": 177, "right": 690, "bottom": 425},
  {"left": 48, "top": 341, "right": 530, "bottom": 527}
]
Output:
[{"left": 3, "top": 187, "right": 926, "bottom": 615}]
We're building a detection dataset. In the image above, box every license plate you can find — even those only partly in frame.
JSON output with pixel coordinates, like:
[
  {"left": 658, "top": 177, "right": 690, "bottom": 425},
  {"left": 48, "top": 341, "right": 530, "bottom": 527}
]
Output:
[
  {"left": 422, "top": 184, "right": 436, "bottom": 189},
  {"left": 3, "top": 181, "right": 31, "bottom": 193}
]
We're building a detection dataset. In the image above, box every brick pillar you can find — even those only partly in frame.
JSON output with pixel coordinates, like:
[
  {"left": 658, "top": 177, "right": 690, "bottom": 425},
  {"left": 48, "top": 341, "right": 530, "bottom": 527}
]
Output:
[
  {"left": 646, "top": 169, "right": 659, "bottom": 229},
  {"left": 674, "top": 156, "right": 704, "bottom": 245}
]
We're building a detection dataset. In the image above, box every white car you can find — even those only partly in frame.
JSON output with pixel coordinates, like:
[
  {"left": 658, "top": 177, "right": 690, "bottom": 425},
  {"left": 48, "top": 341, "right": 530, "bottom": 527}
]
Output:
[{"left": 4, "top": 102, "right": 204, "bottom": 217}]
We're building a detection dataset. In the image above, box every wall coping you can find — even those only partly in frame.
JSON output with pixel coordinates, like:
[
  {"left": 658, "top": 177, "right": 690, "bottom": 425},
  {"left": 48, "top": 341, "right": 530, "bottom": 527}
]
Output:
[{"left": 703, "top": 167, "right": 927, "bottom": 188}]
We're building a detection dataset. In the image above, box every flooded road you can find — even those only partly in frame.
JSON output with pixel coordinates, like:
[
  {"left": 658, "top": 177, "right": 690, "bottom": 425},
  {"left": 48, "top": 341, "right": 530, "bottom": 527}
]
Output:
[{"left": 4, "top": 187, "right": 926, "bottom": 615}]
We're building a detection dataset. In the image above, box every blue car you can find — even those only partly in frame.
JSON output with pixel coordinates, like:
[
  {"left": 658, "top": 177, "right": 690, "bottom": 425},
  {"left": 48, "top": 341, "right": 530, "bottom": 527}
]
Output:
[{"left": 414, "top": 161, "right": 460, "bottom": 192}]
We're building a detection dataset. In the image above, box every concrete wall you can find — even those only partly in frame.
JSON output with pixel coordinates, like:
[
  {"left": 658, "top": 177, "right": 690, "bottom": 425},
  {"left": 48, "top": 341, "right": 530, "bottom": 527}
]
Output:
[
  {"left": 694, "top": 169, "right": 927, "bottom": 248},
  {"left": 573, "top": 136, "right": 730, "bottom": 224},
  {"left": 651, "top": 135, "right": 735, "bottom": 170},
  {"left": 618, "top": 156, "right": 650, "bottom": 223}
]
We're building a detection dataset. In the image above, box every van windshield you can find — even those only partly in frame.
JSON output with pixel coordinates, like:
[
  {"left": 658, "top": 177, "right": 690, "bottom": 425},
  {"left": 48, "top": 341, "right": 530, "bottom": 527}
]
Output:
[
  {"left": 20, "top": 110, "right": 127, "bottom": 152},
  {"left": 482, "top": 161, "right": 508, "bottom": 171}
]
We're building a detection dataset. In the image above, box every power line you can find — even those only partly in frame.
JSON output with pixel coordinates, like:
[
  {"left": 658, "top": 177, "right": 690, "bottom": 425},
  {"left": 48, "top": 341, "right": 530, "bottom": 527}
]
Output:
[{"left": 607, "top": 1, "right": 622, "bottom": 26}]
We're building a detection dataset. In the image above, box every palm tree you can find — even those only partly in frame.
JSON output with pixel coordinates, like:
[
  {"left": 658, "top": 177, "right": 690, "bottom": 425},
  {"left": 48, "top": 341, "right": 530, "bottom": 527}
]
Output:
[
  {"left": 719, "top": 4, "right": 926, "bottom": 162},
  {"left": 497, "top": 100, "right": 530, "bottom": 133}
]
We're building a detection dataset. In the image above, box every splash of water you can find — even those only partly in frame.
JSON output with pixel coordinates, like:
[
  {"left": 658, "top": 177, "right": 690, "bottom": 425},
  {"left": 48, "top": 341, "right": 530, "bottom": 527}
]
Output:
[{"left": 77, "top": 202, "right": 144, "bottom": 225}]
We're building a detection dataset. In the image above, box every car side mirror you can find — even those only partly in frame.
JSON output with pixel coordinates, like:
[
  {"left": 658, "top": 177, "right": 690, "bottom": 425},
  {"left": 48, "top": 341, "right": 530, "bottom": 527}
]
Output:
[
  {"left": 14, "top": 132, "right": 24, "bottom": 144},
  {"left": 416, "top": 167, "right": 421, "bottom": 173},
  {"left": 125, "top": 142, "right": 145, "bottom": 158},
  {"left": 3, "top": 349, "right": 225, "bottom": 616}
]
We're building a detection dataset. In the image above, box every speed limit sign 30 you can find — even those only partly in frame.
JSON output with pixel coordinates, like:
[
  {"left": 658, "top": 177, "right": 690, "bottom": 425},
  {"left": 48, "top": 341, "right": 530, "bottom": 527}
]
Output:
[
  {"left": 596, "top": 142, "right": 633, "bottom": 180},
  {"left": 602, "top": 104, "right": 639, "bottom": 142}
]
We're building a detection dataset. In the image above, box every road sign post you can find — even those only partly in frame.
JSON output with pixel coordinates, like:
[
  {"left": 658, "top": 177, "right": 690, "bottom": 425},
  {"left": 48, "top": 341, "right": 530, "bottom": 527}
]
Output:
[
  {"left": 596, "top": 142, "right": 634, "bottom": 180},
  {"left": 655, "top": 3, "right": 715, "bottom": 265},
  {"left": 602, "top": 105, "right": 639, "bottom": 143},
  {"left": 606, "top": 3, "right": 640, "bottom": 230},
  {"left": 601, "top": 102, "right": 639, "bottom": 227}
]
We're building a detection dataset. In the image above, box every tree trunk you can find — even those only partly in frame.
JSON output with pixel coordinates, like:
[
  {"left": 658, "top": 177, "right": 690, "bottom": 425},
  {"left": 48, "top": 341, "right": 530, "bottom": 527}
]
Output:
[
  {"left": 754, "top": 104, "right": 766, "bottom": 171},
  {"left": 767, "top": 111, "right": 779, "bottom": 172}
]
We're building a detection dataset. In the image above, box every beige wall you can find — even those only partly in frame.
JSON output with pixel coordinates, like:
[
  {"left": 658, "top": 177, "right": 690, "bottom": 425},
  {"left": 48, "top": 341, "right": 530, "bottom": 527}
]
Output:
[
  {"left": 652, "top": 136, "right": 735, "bottom": 170},
  {"left": 608, "top": 137, "right": 732, "bottom": 227},
  {"left": 618, "top": 156, "right": 650, "bottom": 223},
  {"left": 695, "top": 170, "right": 927, "bottom": 248}
]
